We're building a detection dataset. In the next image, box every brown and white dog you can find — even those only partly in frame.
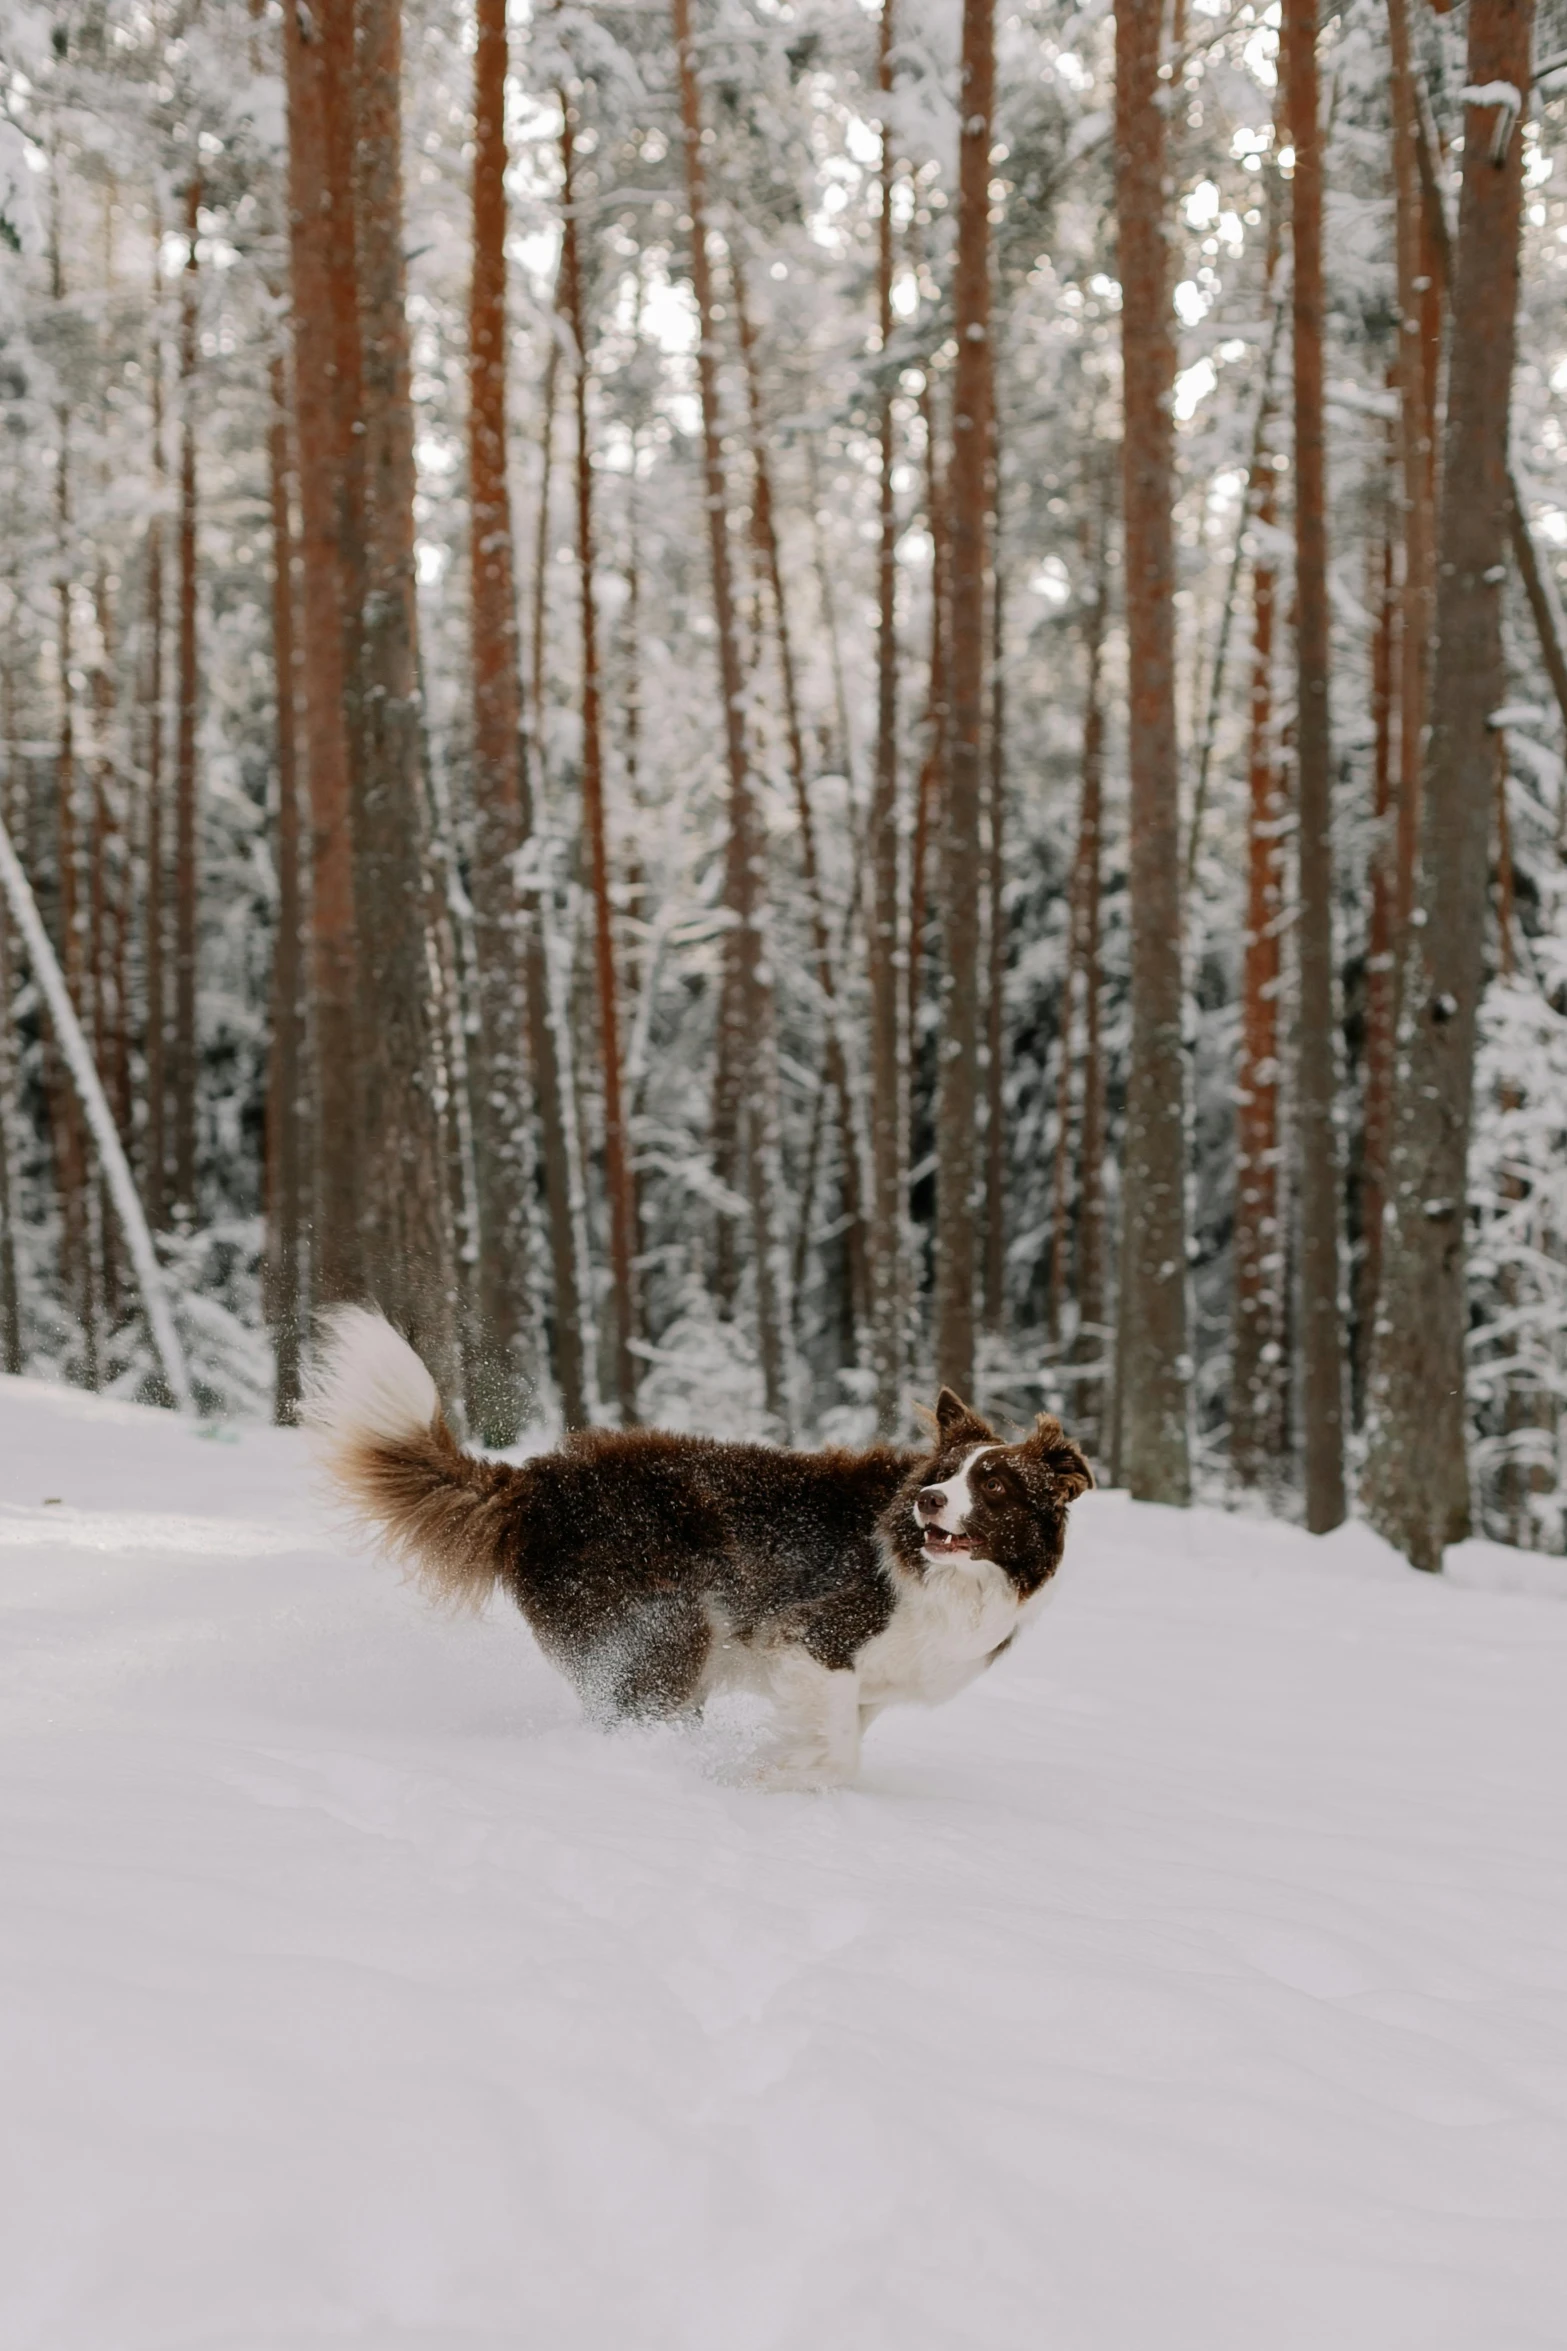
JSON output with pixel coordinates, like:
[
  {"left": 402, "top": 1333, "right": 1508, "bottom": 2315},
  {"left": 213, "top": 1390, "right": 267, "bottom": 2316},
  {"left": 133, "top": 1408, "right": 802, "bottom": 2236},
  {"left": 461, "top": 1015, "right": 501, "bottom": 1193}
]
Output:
[{"left": 306, "top": 1309, "right": 1092, "bottom": 1788}]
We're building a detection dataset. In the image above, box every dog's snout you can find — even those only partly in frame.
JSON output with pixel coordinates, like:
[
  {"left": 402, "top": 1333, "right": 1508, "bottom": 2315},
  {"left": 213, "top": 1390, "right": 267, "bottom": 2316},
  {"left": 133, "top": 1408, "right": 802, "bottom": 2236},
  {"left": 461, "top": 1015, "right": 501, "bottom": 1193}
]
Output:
[{"left": 916, "top": 1487, "right": 945, "bottom": 1522}]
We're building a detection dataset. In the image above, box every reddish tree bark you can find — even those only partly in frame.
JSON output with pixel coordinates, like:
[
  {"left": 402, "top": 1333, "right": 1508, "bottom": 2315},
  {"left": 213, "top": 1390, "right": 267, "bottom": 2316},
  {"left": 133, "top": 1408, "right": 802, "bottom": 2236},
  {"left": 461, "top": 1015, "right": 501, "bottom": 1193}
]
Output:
[
  {"left": 1366, "top": 15, "right": 1534, "bottom": 1570},
  {"left": 1113, "top": 0, "right": 1190, "bottom": 1501},
  {"left": 932, "top": 0, "right": 995, "bottom": 1399}
]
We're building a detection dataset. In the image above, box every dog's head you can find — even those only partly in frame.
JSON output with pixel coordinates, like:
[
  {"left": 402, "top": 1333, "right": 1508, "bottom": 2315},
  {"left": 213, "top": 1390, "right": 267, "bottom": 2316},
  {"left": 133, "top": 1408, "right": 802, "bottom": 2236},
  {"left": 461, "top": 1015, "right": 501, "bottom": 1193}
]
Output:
[{"left": 880, "top": 1389, "right": 1093, "bottom": 1596}]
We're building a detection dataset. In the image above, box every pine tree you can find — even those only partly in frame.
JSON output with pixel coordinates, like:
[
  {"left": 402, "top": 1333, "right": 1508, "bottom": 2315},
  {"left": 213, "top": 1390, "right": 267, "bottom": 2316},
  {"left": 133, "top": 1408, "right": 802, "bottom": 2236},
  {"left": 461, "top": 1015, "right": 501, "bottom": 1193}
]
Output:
[
  {"left": 932, "top": 0, "right": 995, "bottom": 1400},
  {"left": 1113, "top": 0, "right": 1190, "bottom": 1502},
  {"left": 283, "top": 0, "right": 360, "bottom": 1306},
  {"left": 1366, "top": 20, "right": 1535, "bottom": 1571},
  {"left": 140, "top": 257, "right": 169, "bottom": 1234},
  {"left": 1284, "top": 0, "right": 1346, "bottom": 1532},
  {"left": 1071, "top": 496, "right": 1110, "bottom": 1459},
  {"left": 265, "top": 354, "right": 303, "bottom": 1424},
  {"left": 172, "top": 174, "right": 200, "bottom": 1222},
  {"left": 466, "top": 0, "right": 545, "bottom": 1440},
  {"left": 1231, "top": 364, "right": 1287, "bottom": 1486}
]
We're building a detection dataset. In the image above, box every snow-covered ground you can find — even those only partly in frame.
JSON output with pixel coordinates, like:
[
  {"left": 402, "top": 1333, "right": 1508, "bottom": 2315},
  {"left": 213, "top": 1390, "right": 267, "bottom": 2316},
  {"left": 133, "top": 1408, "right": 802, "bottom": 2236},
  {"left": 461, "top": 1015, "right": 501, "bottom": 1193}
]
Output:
[{"left": 2, "top": 1375, "right": 1564, "bottom": 2351}]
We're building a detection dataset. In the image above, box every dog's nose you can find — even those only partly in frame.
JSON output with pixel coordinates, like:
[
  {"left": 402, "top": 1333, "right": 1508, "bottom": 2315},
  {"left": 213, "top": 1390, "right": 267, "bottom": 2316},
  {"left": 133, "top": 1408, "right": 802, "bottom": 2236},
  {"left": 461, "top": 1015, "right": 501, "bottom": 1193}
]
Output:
[{"left": 916, "top": 1487, "right": 944, "bottom": 1522}]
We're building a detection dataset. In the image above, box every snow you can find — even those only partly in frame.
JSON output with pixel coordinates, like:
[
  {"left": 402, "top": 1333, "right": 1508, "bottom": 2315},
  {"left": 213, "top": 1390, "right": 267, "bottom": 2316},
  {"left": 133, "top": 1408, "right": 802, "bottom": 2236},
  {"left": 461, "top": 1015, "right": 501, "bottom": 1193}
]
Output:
[{"left": 2, "top": 1376, "right": 1565, "bottom": 2350}]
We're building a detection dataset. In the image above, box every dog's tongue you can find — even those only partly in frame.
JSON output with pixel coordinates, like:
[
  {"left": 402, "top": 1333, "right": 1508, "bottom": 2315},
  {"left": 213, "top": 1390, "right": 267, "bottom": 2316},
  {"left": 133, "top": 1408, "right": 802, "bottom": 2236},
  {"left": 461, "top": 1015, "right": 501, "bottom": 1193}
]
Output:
[{"left": 924, "top": 1528, "right": 971, "bottom": 1555}]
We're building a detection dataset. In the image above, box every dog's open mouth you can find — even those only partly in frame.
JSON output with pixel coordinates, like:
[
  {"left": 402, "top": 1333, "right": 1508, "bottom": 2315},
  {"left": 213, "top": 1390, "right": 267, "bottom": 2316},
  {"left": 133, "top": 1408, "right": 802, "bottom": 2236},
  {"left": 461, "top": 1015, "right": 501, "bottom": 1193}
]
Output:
[{"left": 921, "top": 1528, "right": 973, "bottom": 1556}]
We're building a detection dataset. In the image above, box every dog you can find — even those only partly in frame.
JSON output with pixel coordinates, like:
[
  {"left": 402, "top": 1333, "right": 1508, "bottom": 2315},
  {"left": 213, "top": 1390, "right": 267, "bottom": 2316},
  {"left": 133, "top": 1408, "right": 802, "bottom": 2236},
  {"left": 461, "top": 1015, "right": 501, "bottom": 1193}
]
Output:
[{"left": 306, "top": 1308, "right": 1093, "bottom": 1788}]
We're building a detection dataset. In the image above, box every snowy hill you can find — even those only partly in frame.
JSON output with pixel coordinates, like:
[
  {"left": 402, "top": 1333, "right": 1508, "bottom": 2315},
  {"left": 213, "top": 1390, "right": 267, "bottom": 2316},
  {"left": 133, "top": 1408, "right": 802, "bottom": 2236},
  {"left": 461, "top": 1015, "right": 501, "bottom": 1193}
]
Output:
[{"left": 2, "top": 1376, "right": 1564, "bottom": 2351}]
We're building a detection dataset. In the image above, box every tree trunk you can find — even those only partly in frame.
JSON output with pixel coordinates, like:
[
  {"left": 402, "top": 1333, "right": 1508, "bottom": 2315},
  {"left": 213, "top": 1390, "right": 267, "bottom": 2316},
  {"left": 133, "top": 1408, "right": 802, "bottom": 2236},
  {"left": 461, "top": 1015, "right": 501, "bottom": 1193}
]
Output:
[
  {"left": 522, "top": 759, "right": 589, "bottom": 1428},
  {"left": 1365, "top": 23, "right": 1534, "bottom": 1571},
  {"left": 709, "top": 944, "right": 743, "bottom": 1317},
  {"left": 908, "top": 372, "right": 947, "bottom": 1057},
  {"left": 982, "top": 436, "right": 1006, "bottom": 1337},
  {"left": 1185, "top": 277, "right": 1287, "bottom": 894},
  {"left": 0, "top": 664, "right": 23, "bottom": 1372},
  {"left": 1364, "top": 0, "right": 1442, "bottom": 1370},
  {"left": 804, "top": 436, "right": 859, "bottom": 792},
  {"left": 619, "top": 268, "right": 648, "bottom": 1002},
  {"left": 673, "top": 0, "right": 789, "bottom": 1433},
  {"left": 422, "top": 746, "right": 484, "bottom": 1405},
  {"left": 1044, "top": 562, "right": 1088, "bottom": 1355},
  {"left": 88, "top": 572, "right": 120, "bottom": 1327},
  {"left": 55, "top": 404, "right": 95, "bottom": 1380},
  {"left": 1231, "top": 399, "right": 1288, "bottom": 1488},
  {"left": 1356, "top": 498, "right": 1396, "bottom": 1424},
  {"left": 559, "top": 81, "right": 639, "bottom": 1425},
  {"left": 932, "top": 0, "right": 995, "bottom": 1399},
  {"left": 869, "top": 0, "right": 904, "bottom": 1434},
  {"left": 351, "top": 0, "right": 458, "bottom": 1396},
  {"left": 1071, "top": 506, "right": 1110, "bottom": 1457},
  {"left": 531, "top": 331, "right": 560, "bottom": 754},
  {"left": 284, "top": 0, "right": 361, "bottom": 1306},
  {"left": 521, "top": 325, "right": 588, "bottom": 1425},
  {"left": 1284, "top": 0, "right": 1346, "bottom": 1533},
  {"left": 0, "top": 818, "right": 192, "bottom": 1411},
  {"left": 172, "top": 174, "right": 200, "bottom": 1222},
  {"left": 1113, "top": 0, "right": 1190, "bottom": 1502},
  {"left": 1387, "top": 0, "right": 1438, "bottom": 955},
  {"left": 0, "top": 907, "right": 20, "bottom": 1371},
  {"left": 465, "top": 0, "right": 544, "bottom": 1439},
  {"left": 266, "top": 356, "right": 304, "bottom": 1425},
  {"left": 142, "top": 278, "right": 168, "bottom": 1230}
]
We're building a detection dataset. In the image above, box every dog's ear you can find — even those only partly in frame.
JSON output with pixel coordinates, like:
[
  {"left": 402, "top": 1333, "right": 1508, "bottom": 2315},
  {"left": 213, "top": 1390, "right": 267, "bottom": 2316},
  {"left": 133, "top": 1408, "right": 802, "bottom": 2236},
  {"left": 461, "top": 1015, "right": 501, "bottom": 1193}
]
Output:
[
  {"left": 933, "top": 1387, "right": 994, "bottom": 1444},
  {"left": 1027, "top": 1414, "right": 1095, "bottom": 1501}
]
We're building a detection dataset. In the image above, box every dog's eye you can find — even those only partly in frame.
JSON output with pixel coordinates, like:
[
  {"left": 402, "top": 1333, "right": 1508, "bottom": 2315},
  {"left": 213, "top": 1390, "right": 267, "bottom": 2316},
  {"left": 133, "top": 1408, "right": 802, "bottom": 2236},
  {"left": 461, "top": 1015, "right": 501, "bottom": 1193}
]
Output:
[{"left": 983, "top": 1473, "right": 1007, "bottom": 1496}]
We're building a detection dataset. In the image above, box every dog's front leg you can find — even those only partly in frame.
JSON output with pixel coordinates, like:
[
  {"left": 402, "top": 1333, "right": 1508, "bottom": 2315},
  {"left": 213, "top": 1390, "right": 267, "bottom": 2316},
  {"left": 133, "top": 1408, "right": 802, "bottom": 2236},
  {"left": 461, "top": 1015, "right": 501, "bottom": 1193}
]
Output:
[{"left": 754, "top": 1650, "right": 862, "bottom": 1790}]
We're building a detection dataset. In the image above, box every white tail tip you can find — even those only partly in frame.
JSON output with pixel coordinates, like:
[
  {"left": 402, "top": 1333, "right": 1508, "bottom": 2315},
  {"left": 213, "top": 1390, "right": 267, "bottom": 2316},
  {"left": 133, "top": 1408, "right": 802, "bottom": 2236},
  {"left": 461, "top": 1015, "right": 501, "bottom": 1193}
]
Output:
[{"left": 303, "top": 1306, "right": 441, "bottom": 1454}]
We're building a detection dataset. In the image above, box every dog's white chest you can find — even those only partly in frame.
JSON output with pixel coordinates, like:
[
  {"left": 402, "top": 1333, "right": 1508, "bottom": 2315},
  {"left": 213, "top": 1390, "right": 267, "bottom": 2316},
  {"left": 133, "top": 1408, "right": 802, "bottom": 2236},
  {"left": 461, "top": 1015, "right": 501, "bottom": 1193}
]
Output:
[{"left": 858, "top": 1555, "right": 1048, "bottom": 1710}]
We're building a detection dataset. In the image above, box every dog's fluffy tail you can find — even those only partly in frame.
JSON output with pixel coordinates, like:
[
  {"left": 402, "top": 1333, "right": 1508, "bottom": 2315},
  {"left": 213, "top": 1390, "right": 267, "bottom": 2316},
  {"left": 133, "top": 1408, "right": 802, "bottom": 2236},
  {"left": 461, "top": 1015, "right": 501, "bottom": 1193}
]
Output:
[{"left": 303, "top": 1306, "right": 520, "bottom": 1612}]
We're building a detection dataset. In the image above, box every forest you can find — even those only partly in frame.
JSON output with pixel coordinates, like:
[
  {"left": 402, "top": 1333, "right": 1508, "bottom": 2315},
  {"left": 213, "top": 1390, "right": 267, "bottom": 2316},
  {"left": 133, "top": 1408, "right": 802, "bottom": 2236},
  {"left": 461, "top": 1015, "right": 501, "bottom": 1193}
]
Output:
[{"left": 0, "top": 0, "right": 1561, "bottom": 1574}]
